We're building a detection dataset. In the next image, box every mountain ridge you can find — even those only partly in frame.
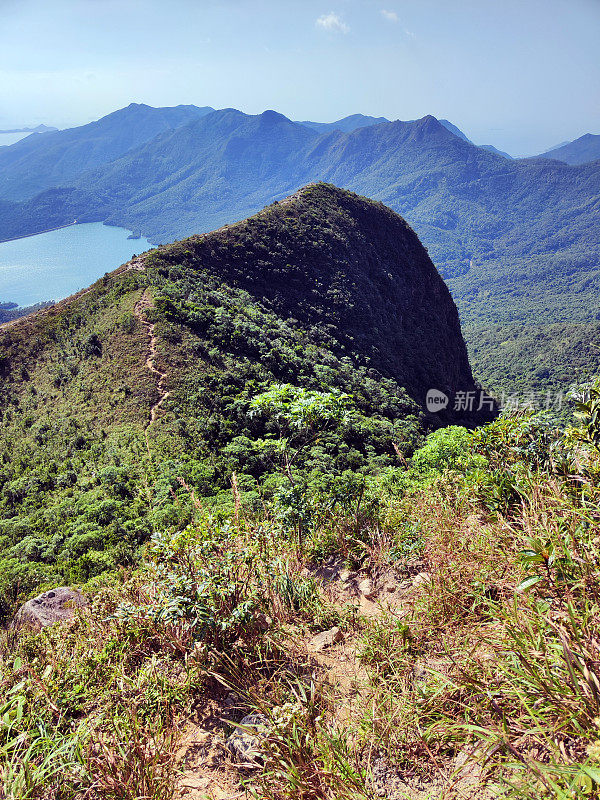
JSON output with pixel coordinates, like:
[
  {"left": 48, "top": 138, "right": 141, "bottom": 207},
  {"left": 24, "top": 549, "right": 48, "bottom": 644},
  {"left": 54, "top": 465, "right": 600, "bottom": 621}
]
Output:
[
  {"left": 0, "top": 104, "right": 598, "bottom": 338},
  {"left": 298, "top": 113, "right": 391, "bottom": 133},
  {"left": 0, "top": 103, "right": 215, "bottom": 201},
  {"left": 535, "top": 132, "right": 600, "bottom": 165},
  {"left": 0, "top": 183, "right": 490, "bottom": 600},
  {"left": 2, "top": 183, "right": 484, "bottom": 420}
]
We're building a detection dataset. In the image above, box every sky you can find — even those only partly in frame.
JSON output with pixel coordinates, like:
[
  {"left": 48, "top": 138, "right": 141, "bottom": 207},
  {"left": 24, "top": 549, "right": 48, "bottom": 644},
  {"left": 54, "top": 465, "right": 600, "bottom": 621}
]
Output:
[{"left": 1, "top": 0, "right": 599, "bottom": 156}]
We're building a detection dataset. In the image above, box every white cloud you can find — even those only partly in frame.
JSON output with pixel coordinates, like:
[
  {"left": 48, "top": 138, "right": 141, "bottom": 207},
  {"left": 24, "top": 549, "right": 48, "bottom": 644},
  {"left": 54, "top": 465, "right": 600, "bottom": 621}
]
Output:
[
  {"left": 316, "top": 12, "right": 349, "bottom": 34},
  {"left": 381, "top": 9, "right": 399, "bottom": 23}
]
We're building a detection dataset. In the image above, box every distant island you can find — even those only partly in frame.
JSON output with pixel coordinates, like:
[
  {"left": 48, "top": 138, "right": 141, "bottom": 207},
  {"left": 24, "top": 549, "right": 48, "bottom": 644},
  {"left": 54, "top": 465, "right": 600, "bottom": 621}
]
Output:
[{"left": 0, "top": 124, "right": 57, "bottom": 134}]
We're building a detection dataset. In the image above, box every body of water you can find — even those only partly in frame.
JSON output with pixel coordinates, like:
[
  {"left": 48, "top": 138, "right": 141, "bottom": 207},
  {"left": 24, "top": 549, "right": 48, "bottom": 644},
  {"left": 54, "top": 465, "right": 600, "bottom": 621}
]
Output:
[{"left": 0, "top": 223, "right": 153, "bottom": 307}]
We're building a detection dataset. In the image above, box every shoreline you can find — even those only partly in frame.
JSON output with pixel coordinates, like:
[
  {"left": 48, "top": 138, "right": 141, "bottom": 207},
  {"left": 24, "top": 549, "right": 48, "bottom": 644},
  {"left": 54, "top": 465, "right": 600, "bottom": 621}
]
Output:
[{"left": 0, "top": 221, "right": 78, "bottom": 244}]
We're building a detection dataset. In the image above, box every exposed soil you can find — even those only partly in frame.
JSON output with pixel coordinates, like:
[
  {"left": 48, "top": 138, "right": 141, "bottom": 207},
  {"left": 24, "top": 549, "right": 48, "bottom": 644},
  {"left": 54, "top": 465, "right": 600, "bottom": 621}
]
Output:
[
  {"left": 173, "top": 565, "right": 491, "bottom": 799},
  {"left": 134, "top": 288, "right": 171, "bottom": 429}
]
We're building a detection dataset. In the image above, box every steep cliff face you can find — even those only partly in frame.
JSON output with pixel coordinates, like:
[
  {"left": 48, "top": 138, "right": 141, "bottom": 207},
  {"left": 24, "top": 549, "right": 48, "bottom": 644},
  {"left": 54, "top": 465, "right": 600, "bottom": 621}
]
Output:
[{"left": 151, "top": 183, "right": 484, "bottom": 422}]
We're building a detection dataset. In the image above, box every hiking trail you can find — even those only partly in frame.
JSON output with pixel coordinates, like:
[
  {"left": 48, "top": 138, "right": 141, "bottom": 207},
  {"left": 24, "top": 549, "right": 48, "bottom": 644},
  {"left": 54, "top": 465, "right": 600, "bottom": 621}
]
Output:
[{"left": 134, "top": 290, "right": 170, "bottom": 430}]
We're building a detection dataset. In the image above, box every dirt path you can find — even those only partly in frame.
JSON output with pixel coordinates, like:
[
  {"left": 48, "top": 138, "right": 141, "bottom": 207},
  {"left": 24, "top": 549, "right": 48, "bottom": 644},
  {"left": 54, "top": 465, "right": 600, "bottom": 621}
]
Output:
[
  {"left": 173, "top": 561, "right": 491, "bottom": 800},
  {"left": 134, "top": 289, "right": 170, "bottom": 429},
  {"left": 175, "top": 563, "right": 478, "bottom": 800}
]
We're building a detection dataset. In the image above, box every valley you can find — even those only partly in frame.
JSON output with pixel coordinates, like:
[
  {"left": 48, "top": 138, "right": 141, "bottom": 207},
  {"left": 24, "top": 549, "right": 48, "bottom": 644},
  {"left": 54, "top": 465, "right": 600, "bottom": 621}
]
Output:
[{"left": 0, "top": 103, "right": 598, "bottom": 405}]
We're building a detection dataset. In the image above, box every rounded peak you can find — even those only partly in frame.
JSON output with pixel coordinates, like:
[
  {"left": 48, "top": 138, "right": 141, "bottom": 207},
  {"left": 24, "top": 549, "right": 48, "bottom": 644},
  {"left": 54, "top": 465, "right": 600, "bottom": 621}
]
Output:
[
  {"left": 270, "top": 182, "right": 397, "bottom": 217},
  {"left": 258, "top": 109, "right": 291, "bottom": 124}
]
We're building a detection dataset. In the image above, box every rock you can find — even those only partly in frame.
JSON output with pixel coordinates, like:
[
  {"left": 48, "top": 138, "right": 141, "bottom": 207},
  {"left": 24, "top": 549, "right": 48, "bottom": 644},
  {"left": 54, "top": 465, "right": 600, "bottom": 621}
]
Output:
[
  {"left": 307, "top": 626, "right": 344, "bottom": 652},
  {"left": 412, "top": 572, "right": 432, "bottom": 590},
  {"left": 358, "top": 595, "right": 381, "bottom": 618},
  {"left": 226, "top": 712, "right": 270, "bottom": 766},
  {"left": 357, "top": 577, "right": 375, "bottom": 598},
  {"left": 338, "top": 568, "right": 355, "bottom": 583},
  {"left": 13, "top": 587, "right": 87, "bottom": 629},
  {"left": 180, "top": 774, "right": 211, "bottom": 790}
]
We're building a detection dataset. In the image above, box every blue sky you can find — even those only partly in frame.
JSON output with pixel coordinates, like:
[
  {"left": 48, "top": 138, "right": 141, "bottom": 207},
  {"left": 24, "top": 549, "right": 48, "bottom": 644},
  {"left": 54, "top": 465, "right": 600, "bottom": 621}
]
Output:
[{"left": 1, "top": 0, "right": 599, "bottom": 156}]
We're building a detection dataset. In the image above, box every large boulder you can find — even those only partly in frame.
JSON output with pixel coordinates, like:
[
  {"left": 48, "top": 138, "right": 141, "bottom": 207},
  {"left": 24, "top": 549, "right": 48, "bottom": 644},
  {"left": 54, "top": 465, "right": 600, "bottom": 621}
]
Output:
[{"left": 13, "top": 587, "right": 87, "bottom": 629}]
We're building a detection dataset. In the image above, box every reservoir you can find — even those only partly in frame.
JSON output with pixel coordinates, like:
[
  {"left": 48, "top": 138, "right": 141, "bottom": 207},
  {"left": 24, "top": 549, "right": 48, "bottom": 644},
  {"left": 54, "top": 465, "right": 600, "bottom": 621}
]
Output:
[{"left": 0, "top": 223, "right": 153, "bottom": 307}]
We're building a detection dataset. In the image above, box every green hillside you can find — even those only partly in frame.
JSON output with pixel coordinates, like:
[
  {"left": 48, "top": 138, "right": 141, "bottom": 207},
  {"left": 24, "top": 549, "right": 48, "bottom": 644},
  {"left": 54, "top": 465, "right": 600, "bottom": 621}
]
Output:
[
  {"left": 4, "top": 184, "right": 600, "bottom": 800},
  {"left": 465, "top": 320, "right": 600, "bottom": 410},
  {"left": 0, "top": 109, "right": 598, "bottom": 335},
  {"left": 0, "top": 184, "right": 486, "bottom": 616}
]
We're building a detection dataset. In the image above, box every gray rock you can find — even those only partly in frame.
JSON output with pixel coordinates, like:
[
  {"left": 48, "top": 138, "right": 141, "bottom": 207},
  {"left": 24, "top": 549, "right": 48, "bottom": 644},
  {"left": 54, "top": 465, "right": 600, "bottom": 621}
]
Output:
[
  {"left": 13, "top": 587, "right": 87, "bottom": 629},
  {"left": 307, "top": 626, "right": 344, "bottom": 652},
  {"left": 357, "top": 577, "right": 375, "bottom": 598},
  {"left": 226, "top": 713, "right": 270, "bottom": 766}
]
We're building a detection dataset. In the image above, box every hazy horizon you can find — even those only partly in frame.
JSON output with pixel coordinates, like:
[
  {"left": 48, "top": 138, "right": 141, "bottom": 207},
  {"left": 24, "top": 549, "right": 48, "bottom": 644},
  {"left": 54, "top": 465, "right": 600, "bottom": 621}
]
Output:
[
  {"left": 1, "top": 0, "right": 599, "bottom": 157},
  {"left": 3, "top": 101, "right": 595, "bottom": 160}
]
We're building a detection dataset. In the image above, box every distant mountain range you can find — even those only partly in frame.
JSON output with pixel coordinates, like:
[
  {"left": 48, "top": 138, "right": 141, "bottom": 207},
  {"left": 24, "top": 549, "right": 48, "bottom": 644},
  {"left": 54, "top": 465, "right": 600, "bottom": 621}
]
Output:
[
  {"left": 0, "top": 104, "right": 598, "bottom": 335},
  {"left": 0, "top": 104, "right": 214, "bottom": 201},
  {"left": 298, "top": 114, "right": 391, "bottom": 134},
  {"left": 535, "top": 133, "right": 600, "bottom": 165},
  {"left": 0, "top": 124, "right": 58, "bottom": 135}
]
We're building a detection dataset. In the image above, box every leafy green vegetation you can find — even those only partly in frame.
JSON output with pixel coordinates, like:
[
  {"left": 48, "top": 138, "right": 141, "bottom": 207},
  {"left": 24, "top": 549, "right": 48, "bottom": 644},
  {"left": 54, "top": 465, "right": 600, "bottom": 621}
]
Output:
[
  {"left": 465, "top": 320, "right": 600, "bottom": 417},
  {"left": 3, "top": 399, "right": 600, "bottom": 798},
  {"left": 3, "top": 179, "right": 599, "bottom": 798},
  {"left": 1, "top": 184, "right": 488, "bottom": 617}
]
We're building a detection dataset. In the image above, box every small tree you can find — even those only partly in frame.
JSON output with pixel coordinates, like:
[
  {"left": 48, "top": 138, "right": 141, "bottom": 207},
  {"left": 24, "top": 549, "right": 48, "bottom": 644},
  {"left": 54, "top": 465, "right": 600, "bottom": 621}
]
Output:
[
  {"left": 249, "top": 384, "right": 353, "bottom": 550},
  {"left": 249, "top": 383, "right": 353, "bottom": 485}
]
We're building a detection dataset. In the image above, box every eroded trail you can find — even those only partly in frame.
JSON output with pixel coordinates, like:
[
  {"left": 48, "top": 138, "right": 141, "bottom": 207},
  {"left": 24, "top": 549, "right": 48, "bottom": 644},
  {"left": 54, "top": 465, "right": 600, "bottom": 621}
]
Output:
[
  {"left": 134, "top": 290, "right": 170, "bottom": 429},
  {"left": 173, "top": 562, "right": 487, "bottom": 800}
]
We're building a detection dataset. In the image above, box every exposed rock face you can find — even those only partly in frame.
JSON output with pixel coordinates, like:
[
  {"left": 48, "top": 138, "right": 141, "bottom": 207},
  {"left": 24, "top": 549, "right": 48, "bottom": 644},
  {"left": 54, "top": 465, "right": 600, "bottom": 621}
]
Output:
[{"left": 13, "top": 587, "right": 87, "bottom": 629}]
